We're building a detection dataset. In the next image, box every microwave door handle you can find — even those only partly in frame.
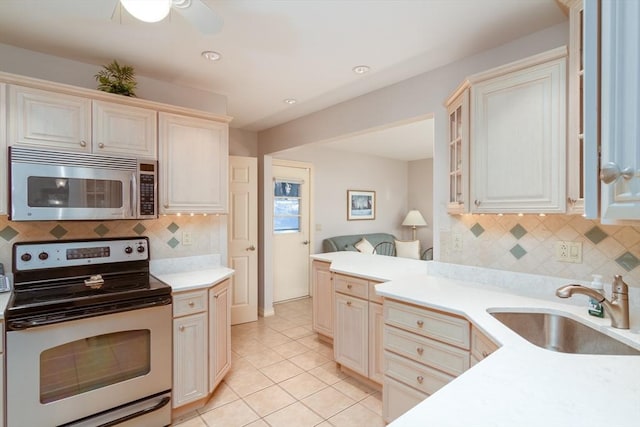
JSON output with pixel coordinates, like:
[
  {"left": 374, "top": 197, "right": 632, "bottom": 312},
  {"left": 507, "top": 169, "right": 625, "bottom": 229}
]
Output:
[{"left": 130, "top": 173, "right": 137, "bottom": 217}]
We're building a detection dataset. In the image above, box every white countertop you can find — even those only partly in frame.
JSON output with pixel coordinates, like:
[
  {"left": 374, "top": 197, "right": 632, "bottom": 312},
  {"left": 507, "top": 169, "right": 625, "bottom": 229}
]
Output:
[
  {"left": 378, "top": 276, "right": 640, "bottom": 427},
  {"left": 312, "top": 252, "right": 640, "bottom": 427},
  {"left": 150, "top": 255, "right": 234, "bottom": 292},
  {"left": 0, "top": 292, "right": 10, "bottom": 320}
]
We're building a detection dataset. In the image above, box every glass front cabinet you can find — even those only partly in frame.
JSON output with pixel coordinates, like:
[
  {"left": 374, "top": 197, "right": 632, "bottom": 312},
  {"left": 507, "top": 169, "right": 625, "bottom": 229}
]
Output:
[{"left": 445, "top": 82, "right": 470, "bottom": 214}]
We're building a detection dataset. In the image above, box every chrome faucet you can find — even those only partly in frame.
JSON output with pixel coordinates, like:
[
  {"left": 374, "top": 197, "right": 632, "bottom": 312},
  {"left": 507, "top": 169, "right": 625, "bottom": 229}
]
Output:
[{"left": 556, "top": 275, "right": 630, "bottom": 329}]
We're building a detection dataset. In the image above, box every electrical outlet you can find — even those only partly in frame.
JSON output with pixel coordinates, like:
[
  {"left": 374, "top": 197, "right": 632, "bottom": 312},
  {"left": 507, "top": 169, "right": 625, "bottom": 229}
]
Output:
[
  {"left": 555, "top": 241, "right": 582, "bottom": 263},
  {"left": 182, "top": 232, "right": 193, "bottom": 246},
  {"left": 452, "top": 232, "right": 463, "bottom": 252}
]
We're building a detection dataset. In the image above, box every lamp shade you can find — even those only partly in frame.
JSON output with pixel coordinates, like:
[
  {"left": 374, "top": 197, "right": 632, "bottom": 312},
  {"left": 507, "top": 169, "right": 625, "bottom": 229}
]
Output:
[
  {"left": 402, "top": 210, "right": 427, "bottom": 227},
  {"left": 121, "top": 0, "right": 172, "bottom": 23}
]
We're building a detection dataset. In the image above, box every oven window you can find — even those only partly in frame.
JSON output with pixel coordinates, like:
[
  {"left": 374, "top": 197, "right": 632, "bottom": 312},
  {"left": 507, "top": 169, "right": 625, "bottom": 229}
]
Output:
[
  {"left": 27, "top": 176, "right": 123, "bottom": 208},
  {"left": 40, "top": 330, "right": 150, "bottom": 403}
]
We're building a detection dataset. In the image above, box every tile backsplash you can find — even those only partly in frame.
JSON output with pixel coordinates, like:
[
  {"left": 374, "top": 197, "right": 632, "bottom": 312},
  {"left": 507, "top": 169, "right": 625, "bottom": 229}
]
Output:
[
  {"left": 0, "top": 215, "right": 226, "bottom": 272},
  {"left": 441, "top": 214, "right": 640, "bottom": 287}
]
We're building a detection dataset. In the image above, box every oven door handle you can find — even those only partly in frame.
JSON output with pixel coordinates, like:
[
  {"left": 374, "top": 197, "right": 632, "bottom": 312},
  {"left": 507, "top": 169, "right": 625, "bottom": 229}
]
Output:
[{"left": 96, "top": 396, "right": 170, "bottom": 427}]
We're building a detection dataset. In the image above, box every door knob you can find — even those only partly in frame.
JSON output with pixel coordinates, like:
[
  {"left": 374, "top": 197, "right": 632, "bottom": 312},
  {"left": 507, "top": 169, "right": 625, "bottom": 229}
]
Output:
[
  {"left": 302, "top": 240, "right": 310, "bottom": 245},
  {"left": 246, "top": 245, "right": 256, "bottom": 251},
  {"left": 600, "top": 162, "right": 634, "bottom": 184}
]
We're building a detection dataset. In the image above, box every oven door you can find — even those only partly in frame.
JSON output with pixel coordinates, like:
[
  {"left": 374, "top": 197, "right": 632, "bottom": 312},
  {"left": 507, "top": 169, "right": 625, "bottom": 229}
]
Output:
[
  {"left": 9, "top": 149, "right": 137, "bottom": 221},
  {"left": 6, "top": 304, "right": 172, "bottom": 426}
]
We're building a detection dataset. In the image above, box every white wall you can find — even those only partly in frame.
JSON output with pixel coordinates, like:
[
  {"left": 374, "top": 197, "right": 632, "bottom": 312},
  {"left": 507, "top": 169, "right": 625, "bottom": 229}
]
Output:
[
  {"left": 229, "top": 128, "right": 258, "bottom": 157},
  {"left": 408, "top": 158, "right": 434, "bottom": 251},
  {"left": 275, "top": 145, "right": 409, "bottom": 254},
  {"left": 0, "top": 43, "right": 227, "bottom": 115}
]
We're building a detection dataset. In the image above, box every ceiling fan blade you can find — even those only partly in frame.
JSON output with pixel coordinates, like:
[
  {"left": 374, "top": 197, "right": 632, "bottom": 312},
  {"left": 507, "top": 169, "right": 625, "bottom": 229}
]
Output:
[{"left": 176, "top": 0, "right": 223, "bottom": 34}]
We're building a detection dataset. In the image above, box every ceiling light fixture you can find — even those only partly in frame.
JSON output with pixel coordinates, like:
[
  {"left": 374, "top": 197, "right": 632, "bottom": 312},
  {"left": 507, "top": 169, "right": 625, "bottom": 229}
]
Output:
[
  {"left": 201, "top": 50, "right": 222, "bottom": 61},
  {"left": 120, "top": 0, "right": 172, "bottom": 23},
  {"left": 283, "top": 98, "right": 297, "bottom": 105},
  {"left": 352, "top": 65, "right": 370, "bottom": 75}
]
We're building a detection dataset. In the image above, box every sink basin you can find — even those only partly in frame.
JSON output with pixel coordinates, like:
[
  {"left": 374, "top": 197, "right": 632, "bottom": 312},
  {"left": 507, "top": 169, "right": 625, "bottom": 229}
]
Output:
[{"left": 490, "top": 311, "right": 640, "bottom": 356}]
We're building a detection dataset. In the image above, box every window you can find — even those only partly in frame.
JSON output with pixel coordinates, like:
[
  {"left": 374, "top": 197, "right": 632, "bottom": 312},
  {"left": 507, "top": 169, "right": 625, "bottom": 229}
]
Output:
[{"left": 274, "top": 180, "right": 301, "bottom": 233}]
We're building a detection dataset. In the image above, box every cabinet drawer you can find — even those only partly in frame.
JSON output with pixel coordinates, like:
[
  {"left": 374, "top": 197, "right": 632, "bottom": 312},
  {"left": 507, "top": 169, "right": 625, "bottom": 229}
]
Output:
[
  {"left": 369, "top": 281, "right": 383, "bottom": 304},
  {"left": 471, "top": 326, "right": 499, "bottom": 361},
  {"left": 383, "top": 376, "right": 428, "bottom": 423},
  {"left": 384, "top": 350, "right": 454, "bottom": 396},
  {"left": 385, "top": 299, "right": 470, "bottom": 349},
  {"left": 173, "top": 290, "right": 208, "bottom": 317},
  {"left": 384, "top": 325, "right": 470, "bottom": 376},
  {"left": 334, "top": 273, "right": 368, "bottom": 299}
]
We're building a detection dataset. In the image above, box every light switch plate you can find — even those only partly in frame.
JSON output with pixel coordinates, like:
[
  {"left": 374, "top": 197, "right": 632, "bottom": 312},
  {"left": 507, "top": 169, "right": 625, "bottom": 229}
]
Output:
[{"left": 555, "top": 241, "right": 582, "bottom": 263}]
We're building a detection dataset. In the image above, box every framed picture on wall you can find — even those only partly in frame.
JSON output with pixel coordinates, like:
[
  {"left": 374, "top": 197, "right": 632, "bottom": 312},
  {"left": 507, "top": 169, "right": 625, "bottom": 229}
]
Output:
[{"left": 347, "top": 190, "right": 376, "bottom": 220}]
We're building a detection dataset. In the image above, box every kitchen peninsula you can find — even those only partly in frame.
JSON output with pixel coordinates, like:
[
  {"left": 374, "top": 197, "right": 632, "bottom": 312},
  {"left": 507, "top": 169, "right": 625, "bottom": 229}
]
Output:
[{"left": 311, "top": 252, "right": 640, "bottom": 426}]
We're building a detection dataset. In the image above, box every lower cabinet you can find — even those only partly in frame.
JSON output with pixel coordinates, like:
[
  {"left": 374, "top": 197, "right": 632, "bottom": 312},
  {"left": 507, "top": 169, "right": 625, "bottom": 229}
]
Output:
[
  {"left": 333, "top": 273, "right": 383, "bottom": 385},
  {"left": 470, "top": 325, "right": 499, "bottom": 367},
  {"left": 383, "top": 298, "right": 471, "bottom": 423},
  {"left": 172, "top": 279, "right": 231, "bottom": 411},
  {"left": 311, "top": 260, "right": 333, "bottom": 340}
]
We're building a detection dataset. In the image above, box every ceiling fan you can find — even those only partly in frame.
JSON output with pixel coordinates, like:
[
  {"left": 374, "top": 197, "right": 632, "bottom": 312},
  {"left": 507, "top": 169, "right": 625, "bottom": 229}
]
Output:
[{"left": 117, "top": 0, "right": 223, "bottom": 34}]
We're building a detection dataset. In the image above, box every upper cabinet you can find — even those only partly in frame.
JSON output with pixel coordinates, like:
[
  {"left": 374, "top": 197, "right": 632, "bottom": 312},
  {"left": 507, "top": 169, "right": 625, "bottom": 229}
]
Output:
[
  {"left": 159, "top": 112, "right": 229, "bottom": 214},
  {"left": 92, "top": 100, "right": 157, "bottom": 159},
  {"left": 446, "top": 48, "right": 567, "bottom": 214},
  {"left": 585, "top": 0, "right": 640, "bottom": 221},
  {"left": 566, "top": 0, "right": 586, "bottom": 214},
  {"left": 8, "top": 85, "right": 157, "bottom": 159}
]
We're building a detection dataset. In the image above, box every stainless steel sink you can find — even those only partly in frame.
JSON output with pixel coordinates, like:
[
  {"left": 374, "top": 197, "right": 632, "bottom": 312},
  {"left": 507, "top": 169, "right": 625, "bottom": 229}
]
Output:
[{"left": 489, "top": 311, "right": 640, "bottom": 356}]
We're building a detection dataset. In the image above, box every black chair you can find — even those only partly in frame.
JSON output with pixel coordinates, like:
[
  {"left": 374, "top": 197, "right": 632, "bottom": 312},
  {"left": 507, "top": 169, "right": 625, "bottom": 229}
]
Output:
[
  {"left": 373, "top": 241, "right": 396, "bottom": 256},
  {"left": 421, "top": 247, "right": 434, "bottom": 261}
]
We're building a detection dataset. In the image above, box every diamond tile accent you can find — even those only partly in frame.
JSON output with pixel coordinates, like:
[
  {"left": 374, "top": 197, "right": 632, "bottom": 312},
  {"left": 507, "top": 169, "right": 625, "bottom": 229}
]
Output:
[
  {"left": 167, "top": 222, "right": 180, "bottom": 233},
  {"left": 94, "top": 224, "right": 110, "bottom": 237},
  {"left": 470, "top": 223, "right": 485, "bottom": 237},
  {"left": 132, "top": 223, "right": 146, "bottom": 235},
  {"left": 167, "top": 237, "right": 180, "bottom": 248},
  {"left": 510, "top": 244, "right": 527, "bottom": 260},
  {"left": 615, "top": 252, "right": 640, "bottom": 272},
  {"left": 510, "top": 224, "right": 527, "bottom": 240},
  {"left": 585, "top": 226, "right": 608, "bottom": 244},
  {"left": 0, "top": 226, "right": 19, "bottom": 242},
  {"left": 49, "top": 225, "right": 68, "bottom": 239}
]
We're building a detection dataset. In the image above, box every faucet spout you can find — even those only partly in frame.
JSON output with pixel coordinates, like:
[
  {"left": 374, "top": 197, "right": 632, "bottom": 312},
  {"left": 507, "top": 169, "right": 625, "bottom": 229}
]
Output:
[{"left": 556, "top": 275, "right": 630, "bottom": 329}]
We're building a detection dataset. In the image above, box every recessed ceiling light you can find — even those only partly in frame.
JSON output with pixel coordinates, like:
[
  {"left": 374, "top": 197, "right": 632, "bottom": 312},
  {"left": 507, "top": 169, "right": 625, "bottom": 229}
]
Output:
[
  {"left": 283, "top": 98, "right": 297, "bottom": 105},
  {"left": 201, "top": 50, "right": 222, "bottom": 61},
  {"left": 352, "top": 65, "right": 370, "bottom": 75}
]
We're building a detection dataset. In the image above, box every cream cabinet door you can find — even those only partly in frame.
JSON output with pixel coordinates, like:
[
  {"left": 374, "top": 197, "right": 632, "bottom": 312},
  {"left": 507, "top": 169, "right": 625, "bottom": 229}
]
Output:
[
  {"left": 209, "top": 280, "right": 231, "bottom": 392},
  {"left": 312, "top": 260, "right": 333, "bottom": 339},
  {"left": 470, "top": 52, "right": 566, "bottom": 213},
  {"left": 334, "top": 292, "right": 368, "bottom": 376},
  {"left": 92, "top": 100, "right": 157, "bottom": 159},
  {"left": 445, "top": 83, "right": 470, "bottom": 214},
  {"left": 0, "top": 83, "right": 6, "bottom": 216},
  {"left": 596, "top": 0, "right": 640, "bottom": 221},
  {"left": 159, "top": 112, "right": 229, "bottom": 214},
  {"left": 9, "top": 85, "right": 91, "bottom": 152},
  {"left": 173, "top": 313, "right": 208, "bottom": 408}
]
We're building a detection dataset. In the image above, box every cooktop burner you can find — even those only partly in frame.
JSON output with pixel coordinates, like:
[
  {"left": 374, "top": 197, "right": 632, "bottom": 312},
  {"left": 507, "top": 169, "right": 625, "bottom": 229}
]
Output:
[{"left": 5, "top": 237, "right": 171, "bottom": 330}]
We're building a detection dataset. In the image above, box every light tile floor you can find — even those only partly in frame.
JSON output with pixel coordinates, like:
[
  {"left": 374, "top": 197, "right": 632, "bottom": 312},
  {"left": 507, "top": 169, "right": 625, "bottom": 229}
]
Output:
[{"left": 172, "top": 297, "right": 385, "bottom": 427}]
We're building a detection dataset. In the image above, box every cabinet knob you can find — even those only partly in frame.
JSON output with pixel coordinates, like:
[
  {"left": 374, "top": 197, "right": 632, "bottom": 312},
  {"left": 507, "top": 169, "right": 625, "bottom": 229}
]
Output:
[
  {"left": 416, "top": 347, "right": 424, "bottom": 355},
  {"left": 347, "top": 284, "right": 353, "bottom": 289},
  {"left": 79, "top": 140, "right": 87, "bottom": 147},
  {"left": 416, "top": 320, "right": 424, "bottom": 327},
  {"left": 346, "top": 301, "right": 352, "bottom": 306},
  {"left": 416, "top": 376, "right": 424, "bottom": 384},
  {"left": 474, "top": 199, "right": 481, "bottom": 207},
  {"left": 567, "top": 197, "right": 577, "bottom": 206},
  {"left": 600, "top": 162, "right": 634, "bottom": 184},
  {"left": 98, "top": 143, "right": 105, "bottom": 149},
  {"left": 179, "top": 326, "right": 185, "bottom": 331},
  {"left": 482, "top": 351, "right": 490, "bottom": 358},
  {"left": 188, "top": 301, "right": 195, "bottom": 307}
]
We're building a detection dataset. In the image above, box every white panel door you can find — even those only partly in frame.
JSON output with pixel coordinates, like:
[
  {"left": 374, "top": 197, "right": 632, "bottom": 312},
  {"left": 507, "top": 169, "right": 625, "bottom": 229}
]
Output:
[
  {"left": 272, "top": 162, "right": 311, "bottom": 303},
  {"left": 228, "top": 156, "right": 258, "bottom": 325}
]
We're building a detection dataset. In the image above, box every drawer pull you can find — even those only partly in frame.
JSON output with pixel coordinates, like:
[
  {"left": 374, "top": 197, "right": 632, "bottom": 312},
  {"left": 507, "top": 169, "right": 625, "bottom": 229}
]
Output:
[
  {"left": 416, "top": 320, "right": 424, "bottom": 327},
  {"left": 482, "top": 351, "right": 490, "bottom": 358},
  {"left": 179, "top": 326, "right": 185, "bottom": 332},
  {"left": 347, "top": 284, "right": 353, "bottom": 289},
  {"left": 416, "top": 347, "right": 424, "bottom": 355},
  {"left": 417, "top": 376, "right": 424, "bottom": 384},
  {"left": 188, "top": 301, "right": 195, "bottom": 307},
  {"left": 347, "top": 301, "right": 352, "bottom": 306}
]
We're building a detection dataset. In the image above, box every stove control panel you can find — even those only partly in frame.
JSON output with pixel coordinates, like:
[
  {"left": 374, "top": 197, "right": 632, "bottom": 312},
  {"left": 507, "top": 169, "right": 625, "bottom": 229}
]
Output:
[{"left": 13, "top": 237, "right": 150, "bottom": 271}]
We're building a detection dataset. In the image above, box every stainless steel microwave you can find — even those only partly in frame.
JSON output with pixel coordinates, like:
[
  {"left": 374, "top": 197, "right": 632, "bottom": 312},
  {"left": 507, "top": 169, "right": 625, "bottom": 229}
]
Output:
[{"left": 8, "top": 146, "right": 157, "bottom": 221}]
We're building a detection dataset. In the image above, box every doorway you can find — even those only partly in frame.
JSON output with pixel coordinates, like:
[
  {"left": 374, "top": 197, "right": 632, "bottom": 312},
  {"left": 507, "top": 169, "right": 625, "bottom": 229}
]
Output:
[{"left": 272, "top": 160, "right": 312, "bottom": 303}]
